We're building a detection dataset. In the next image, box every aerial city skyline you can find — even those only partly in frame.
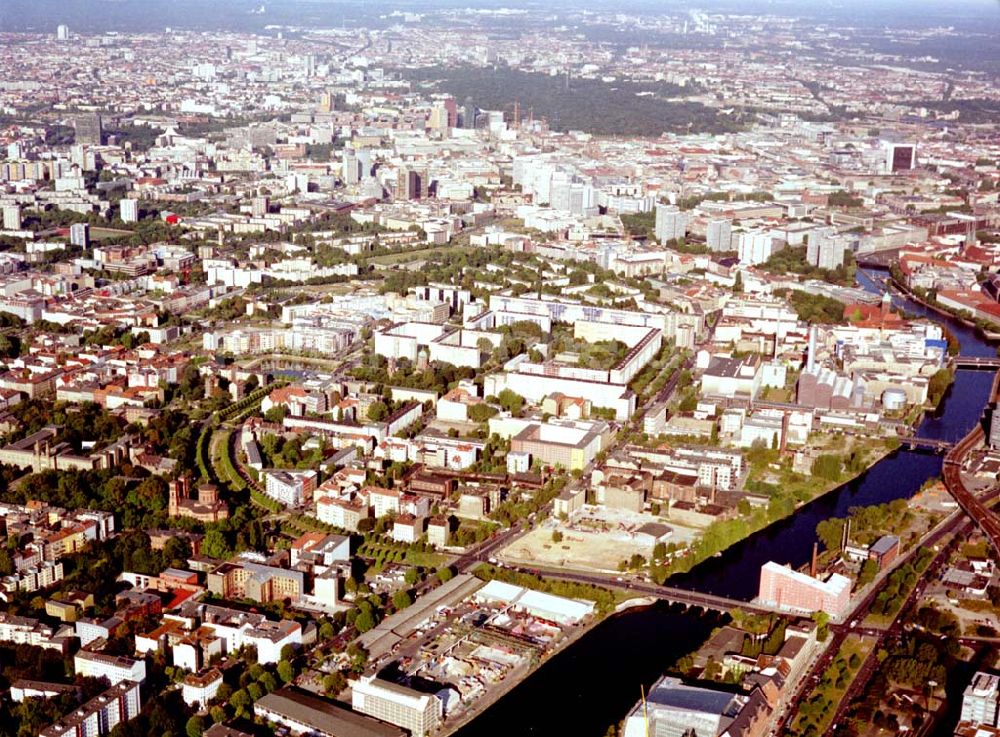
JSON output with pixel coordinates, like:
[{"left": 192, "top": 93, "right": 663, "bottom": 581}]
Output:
[{"left": 0, "top": 2, "right": 999, "bottom": 737}]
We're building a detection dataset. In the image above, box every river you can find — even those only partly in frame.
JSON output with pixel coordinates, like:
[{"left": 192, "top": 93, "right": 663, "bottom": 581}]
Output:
[{"left": 455, "top": 268, "right": 996, "bottom": 737}]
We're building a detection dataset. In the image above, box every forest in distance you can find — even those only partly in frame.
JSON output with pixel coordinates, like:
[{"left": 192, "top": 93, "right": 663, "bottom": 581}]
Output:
[{"left": 404, "top": 65, "right": 744, "bottom": 137}]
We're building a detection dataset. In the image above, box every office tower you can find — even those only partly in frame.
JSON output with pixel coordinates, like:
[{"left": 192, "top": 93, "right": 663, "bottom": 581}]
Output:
[
  {"left": 462, "top": 98, "right": 477, "bottom": 129},
  {"left": 706, "top": 218, "right": 732, "bottom": 252},
  {"left": 356, "top": 149, "right": 372, "bottom": 181},
  {"left": 883, "top": 140, "right": 916, "bottom": 172},
  {"left": 3, "top": 206, "right": 22, "bottom": 231},
  {"left": 56, "top": 25, "right": 69, "bottom": 41},
  {"left": 74, "top": 113, "right": 103, "bottom": 146},
  {"left": 251, "top": 197, "right": 269, "bottom": 218},
  {"left": 654, "top": 202, "right": 688, "bottom": 244},
  {"left": 119, "top": 199, "right": 139, "bottom": 224},
  {"left": 319, "top": 92, "right": 334, "bottom": 113},
  {"left": 428, "top": 105, "right": 449, "bottom": 131},
  {"left": 396, "top": 168, "right": 423, "bottom": 201},
  {"left": 961, "top": 672, "right": 1000, "bottom": 727},
  {"left": 342, "top": 148, "right": 360, "bottom": 185},
  {"left": 443, "top": 97, "right": 458, "bottom": 128},
  {"left": 70, "top": 223, "right": 90, "bottom": 248}
]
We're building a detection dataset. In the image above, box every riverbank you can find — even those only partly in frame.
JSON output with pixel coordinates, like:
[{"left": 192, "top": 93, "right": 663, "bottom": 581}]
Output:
[
  {"left": 442, "top": 595, "right": 675, "bottom": 737},
  {"left": 888, "top": 274, "right": 1000, "bottom": 343},
  {"left": 451, "top": 599, "right": 723, "bottom": 737},
  {"left": 439, "top": 615, "right": 598, "bottom": 737},
  {"left": 453, "top": 278, "right": 999, "bottom": 737},
  {"left": 665, "top": 441, "right": 897, "bottom": 581}
]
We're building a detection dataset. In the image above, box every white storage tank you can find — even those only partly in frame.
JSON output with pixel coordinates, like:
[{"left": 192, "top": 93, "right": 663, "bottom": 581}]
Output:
[{"left": 882, "top": 388, "right": 907, "bottom": 411}]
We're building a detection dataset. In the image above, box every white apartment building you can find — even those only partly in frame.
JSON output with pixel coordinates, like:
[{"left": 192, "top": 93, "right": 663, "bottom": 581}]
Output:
[
  {"left": 961, "top": 671, "right": 1000, "bottom": 727},
  {"left": 264, "top": 469, "right": 317, "bottom": 507},
  {"left": 39, "top": 681, "right": 141, "bottom": 737},
  {"left": 0, "top": 613, "right": 67, "bottom": 652},
  {"left": 655, "top": 203, "right": 688, "bottom": 244},
  {"left": 74, "top": 650, "right": 147, "bottom": 685}
]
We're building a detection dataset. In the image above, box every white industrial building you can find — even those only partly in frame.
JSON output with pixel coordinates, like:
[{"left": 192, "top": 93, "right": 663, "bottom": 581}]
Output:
[{"left": 352, "top": 676, "right": 443, "bottom": 737}]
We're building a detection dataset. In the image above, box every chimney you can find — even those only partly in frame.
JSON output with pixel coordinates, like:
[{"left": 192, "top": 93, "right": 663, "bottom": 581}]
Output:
[
  {"left": 842, "top": 518, "right": 852, "bottom": 552},
  {"left": 810, "top": 542, "right": 819, "bottom": 578},
  {"left": 807, "top": 326, "right": 817, "bottom": 372}
]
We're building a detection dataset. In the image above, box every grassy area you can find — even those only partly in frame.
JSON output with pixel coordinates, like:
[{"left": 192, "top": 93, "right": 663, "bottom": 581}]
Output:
[
  {"left": 790, "top": 634, "right": 874, "bottom": 736},
  {"left": 212, "top": 430, "right": 248, "bottom": 492},
  {"left": 405, "top": 549, "right": 447, "bottom": 568},
  {"left": 367, "top": 244, "right": 470, "bottom": 265},
  {"left": 89, "top": 227, "right": 133, "bottom": 240}
]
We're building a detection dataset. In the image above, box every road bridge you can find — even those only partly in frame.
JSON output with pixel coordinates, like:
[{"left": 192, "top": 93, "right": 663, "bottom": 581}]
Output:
[{"left": 532, "top": 569, "right": 785, "bottom": 617}]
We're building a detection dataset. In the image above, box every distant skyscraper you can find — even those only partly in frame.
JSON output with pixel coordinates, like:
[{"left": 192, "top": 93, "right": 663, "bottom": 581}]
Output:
[
  {"left": 120, "top": 199, "right": 139, "bottom": 224},
  {"left": 428, "top": 105, "right": 449, "bottom": 131},
  {"left": 342, "top": 148, "right": 360, "bottom": 185},
  {"left": 462, "top": 98, "right": 477, "bottom": 129},
  {"left": 3, "top": 206, "right": 22, "bottom": 231},
  {"left": 396, "top": 167, "right": 423, "bottom": 200},
  {"left": 251, "top": 197, "right": 269, "bottom": 218},
  {"left": 654, "top": 203, "right": 688, "bottom": 244},
  {"left": 74, "top": 113, "right": 103, "bottom": 146},
  {"left": 443, "top": 97, "right": 458, "bottom": 128},
  {"left": 319, "top": 92, "right": 334, "bottom": 113},
  {"left": 883, "top": 140, "right": 916, "bottom": 172},
  {"left": 56, "top": 24, "right": 70, "bottom": 41},
  {"left": 70, "top": 223, "right": 90, "bottom": 248},
  {"left": 706, "top": 218, "right": 732, "bottom": 252}
]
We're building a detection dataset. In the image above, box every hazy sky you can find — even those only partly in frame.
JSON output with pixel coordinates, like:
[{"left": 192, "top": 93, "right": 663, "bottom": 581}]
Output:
[{"left": 2, "top": 0, "right": 997, "bottom": 34}]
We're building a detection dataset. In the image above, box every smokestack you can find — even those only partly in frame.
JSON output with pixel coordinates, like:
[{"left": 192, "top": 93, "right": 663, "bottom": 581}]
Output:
[
  {"left": 841, "top": 518, "right": 851, "bottom": 552},
  {"left": 807, "top": 326, "right": 817, "bottom": 372},
  {"left": 810, "top": 542, "right": 819, "bottom": 578}
]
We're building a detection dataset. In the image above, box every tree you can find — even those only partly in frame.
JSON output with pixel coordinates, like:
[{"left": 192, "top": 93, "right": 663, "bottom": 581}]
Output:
[
  {"left": 552, "top": 530, "right": 564, "bottom": 543},
  {"left": 323, "top": 672, "right": 347, "bottom": 696},
  {"left": 857, "top": 559, "right": 879, "bottom": 588},
  {"left": 468, "top": 403, "right": 498, "bottom": 423},
  {"left": 277, "top": 660, "right": 295, "bottom": 684},
  {"left": 367, "top": 402, "right": 389, "bottom": 422},
  {"left": 228, "top": 689, "right": 251, "bottom": 712},
  {"left": 355, "top": 609, "right": 376, "bottom": 633},
  {"left": 392, "top": 590, "right": 413, "bottom": 610},
  {"left": 201, "top": 529, "right": 230, "bottom": 559},
  {"left": 812, "top": 454, "right": 843, "bottom": 482},
  {"left": 184, "top": 714, "right": 205, "bottom": 737},
  {"left": 497, "top": 389, "right": 525, "bottom": 416}
]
